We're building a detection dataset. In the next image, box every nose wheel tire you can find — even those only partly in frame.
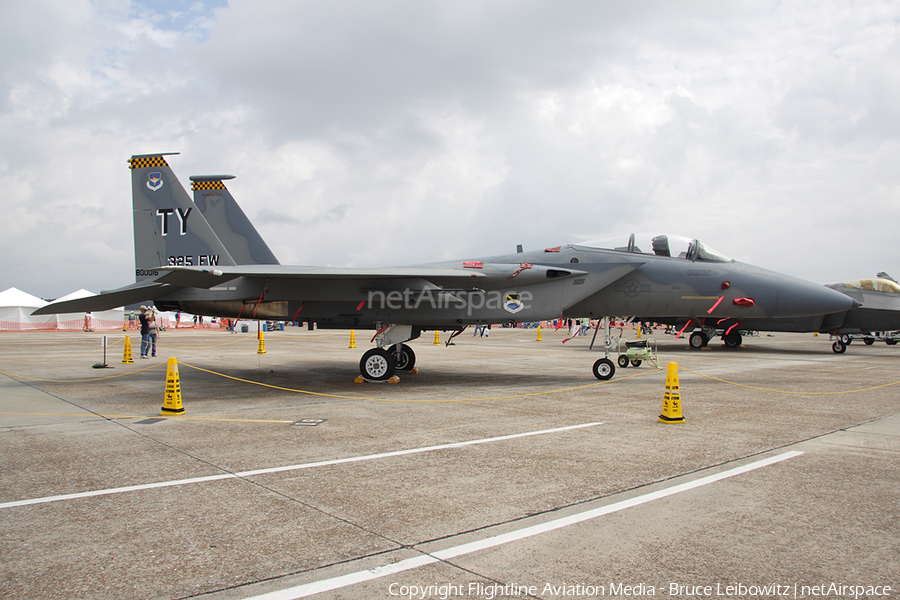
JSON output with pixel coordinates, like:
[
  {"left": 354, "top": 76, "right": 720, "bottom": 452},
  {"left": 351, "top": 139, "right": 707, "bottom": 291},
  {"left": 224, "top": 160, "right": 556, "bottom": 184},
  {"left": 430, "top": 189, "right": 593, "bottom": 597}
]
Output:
[
  {"left": 592, "top": 358, "right": 615, "bottom": 380},
  {"left": 832, "top": 340, "right": 847, "bottom": 354},
  {"left": 360, "top": 348, "right": 396, "bottom": 381}
]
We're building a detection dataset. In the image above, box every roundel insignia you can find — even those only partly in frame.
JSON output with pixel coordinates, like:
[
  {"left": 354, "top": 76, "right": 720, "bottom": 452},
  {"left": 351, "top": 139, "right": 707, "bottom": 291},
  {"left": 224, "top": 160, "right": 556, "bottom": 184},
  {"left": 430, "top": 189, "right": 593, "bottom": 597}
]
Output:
[
  {"left": 614, "top": 278, "right": 650, "bottom": 297},
  {"left": 504, "top": 292, "right": 524, "bottom": 314},
  {"left": 147, "top": 172, "right": 163, "bottom": 191}
]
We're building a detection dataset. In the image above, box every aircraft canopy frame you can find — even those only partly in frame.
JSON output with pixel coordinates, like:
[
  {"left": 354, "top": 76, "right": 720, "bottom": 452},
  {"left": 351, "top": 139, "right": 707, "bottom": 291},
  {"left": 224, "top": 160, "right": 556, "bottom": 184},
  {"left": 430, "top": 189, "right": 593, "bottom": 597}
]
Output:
[{"left": 572, "top": 234, "right": 732, "bottom": 263}]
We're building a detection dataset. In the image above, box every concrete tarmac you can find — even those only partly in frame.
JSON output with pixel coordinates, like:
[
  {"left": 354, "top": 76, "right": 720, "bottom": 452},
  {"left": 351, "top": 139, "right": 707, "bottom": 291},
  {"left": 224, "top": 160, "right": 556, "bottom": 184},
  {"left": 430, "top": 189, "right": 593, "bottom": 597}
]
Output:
[{"left": 0, "top": 327, "right": 897, "bottom": 599}]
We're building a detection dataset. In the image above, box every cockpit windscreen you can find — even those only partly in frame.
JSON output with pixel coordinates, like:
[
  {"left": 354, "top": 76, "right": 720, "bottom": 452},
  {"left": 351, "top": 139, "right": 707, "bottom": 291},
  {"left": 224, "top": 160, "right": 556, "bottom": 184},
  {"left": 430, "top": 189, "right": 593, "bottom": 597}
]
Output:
[{"left": 574, "top": 234, "right": 732, "bottom": 263}]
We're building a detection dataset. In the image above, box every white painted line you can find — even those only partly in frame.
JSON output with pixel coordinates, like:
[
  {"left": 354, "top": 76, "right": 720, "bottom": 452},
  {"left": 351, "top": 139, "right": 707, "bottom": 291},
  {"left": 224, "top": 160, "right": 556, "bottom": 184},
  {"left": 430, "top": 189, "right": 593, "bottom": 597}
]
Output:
[
  {"left": 244, "top": 451, "right": 804, "bottom": 600},
  {"left": 0, "top": 473, "right": 238, "bottom": 510},
  {"left": 0, "top": 422, "right": 601, "bottom": 509}
]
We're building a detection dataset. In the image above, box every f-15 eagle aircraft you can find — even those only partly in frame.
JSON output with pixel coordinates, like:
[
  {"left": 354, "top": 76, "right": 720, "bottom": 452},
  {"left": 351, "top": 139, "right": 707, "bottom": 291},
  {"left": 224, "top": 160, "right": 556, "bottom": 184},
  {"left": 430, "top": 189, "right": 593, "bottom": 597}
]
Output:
[{"left": 35, "top": 153, "right": 857, "bottom": 381}]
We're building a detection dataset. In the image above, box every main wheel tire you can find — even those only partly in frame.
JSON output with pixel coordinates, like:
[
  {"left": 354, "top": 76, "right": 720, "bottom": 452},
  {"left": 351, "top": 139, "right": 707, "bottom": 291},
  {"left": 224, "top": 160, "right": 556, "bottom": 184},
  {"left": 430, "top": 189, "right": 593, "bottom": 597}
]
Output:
[
  {"left": 832, "top": 341, "right": 847, "bottom": 354},
  {"left": 723, "top": 331, "right": 742, "bottom": 348},
  {"left": 359, "top": 348, "right": 396, "bottom": 381},
  {"left": 390, "top": 343, "right": 416, "bottom": 372},
  {"left": 592, "top": 358, "right": 615, "bottom": 380},
  {"left": 617, "top": 355, "right": 629, "bottom": 368},
  {"left": 689, "top": 331, "right": 707, "bottom": 349}
]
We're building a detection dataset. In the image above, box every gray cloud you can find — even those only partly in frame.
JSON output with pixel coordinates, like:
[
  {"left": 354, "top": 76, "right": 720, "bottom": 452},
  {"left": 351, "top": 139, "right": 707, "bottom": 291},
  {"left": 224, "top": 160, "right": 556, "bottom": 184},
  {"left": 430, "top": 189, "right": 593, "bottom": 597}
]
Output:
[{"left": 1, "top": 0, "right": 899, "bottom": 299}]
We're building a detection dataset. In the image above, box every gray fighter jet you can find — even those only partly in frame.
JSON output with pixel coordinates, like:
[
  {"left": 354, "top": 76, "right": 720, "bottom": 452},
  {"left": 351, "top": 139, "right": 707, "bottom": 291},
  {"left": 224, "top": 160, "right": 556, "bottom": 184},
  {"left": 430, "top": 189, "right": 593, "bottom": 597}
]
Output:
[
  {"left": 824, "top": 277, "right": 900, "bottom": 352},
  {"left": 34, "top": 153, "right": 857, "bottom": 380}
]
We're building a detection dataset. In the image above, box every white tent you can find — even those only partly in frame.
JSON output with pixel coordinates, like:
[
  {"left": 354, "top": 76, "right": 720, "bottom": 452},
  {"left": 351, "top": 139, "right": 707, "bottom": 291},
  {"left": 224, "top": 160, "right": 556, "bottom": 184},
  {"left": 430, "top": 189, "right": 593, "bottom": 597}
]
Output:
[
  {"left": 0, "top": 287, "right": 54, "bottom": 330},
  {"left": 52, "top": 289, "right": 126, "bottom": 331},
  {"left": 0, "top": 287, "right": 215, "bottom": 332}
]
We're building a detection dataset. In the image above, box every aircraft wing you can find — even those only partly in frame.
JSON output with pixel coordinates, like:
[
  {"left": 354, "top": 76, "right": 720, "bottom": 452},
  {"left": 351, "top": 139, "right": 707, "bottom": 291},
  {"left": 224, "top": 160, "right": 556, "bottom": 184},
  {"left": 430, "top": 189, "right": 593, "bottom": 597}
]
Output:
[
  {"left": 32, "top": 282, "right": 176, "bottom": 315},
  {"left": 154, "top": 265, "right": 487, "bottom": 288}
]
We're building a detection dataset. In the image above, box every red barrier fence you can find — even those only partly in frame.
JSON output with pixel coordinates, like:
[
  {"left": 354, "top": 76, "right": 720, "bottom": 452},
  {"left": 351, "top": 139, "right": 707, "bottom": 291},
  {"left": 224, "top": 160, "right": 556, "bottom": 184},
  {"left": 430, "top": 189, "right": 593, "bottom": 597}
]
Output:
[{"left": 0, "top": 318, "right": 229, "bottom": 332}]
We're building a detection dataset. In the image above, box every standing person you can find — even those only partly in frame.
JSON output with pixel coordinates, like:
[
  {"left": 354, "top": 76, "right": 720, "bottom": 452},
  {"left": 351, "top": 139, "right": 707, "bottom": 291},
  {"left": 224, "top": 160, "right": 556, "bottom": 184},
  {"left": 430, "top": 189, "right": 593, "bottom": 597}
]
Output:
[
  {"left": 139, "top": 306, "right": 150, "bottom": 358},
  {"left": 147, "top": 309, "right": 158, "bottom": 357}
]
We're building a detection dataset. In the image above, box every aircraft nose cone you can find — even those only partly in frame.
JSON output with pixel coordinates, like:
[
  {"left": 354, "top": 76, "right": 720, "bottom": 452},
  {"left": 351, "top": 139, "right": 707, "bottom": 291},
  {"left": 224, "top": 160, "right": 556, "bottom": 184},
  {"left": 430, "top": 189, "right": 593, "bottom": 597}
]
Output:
[{"left": 781, "top": 279, "right": 857, "bottom": 317}]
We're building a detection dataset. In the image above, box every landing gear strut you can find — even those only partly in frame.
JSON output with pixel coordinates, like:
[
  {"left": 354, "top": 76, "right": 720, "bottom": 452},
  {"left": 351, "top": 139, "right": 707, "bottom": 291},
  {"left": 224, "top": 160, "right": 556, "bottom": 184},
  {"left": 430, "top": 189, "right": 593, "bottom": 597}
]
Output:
[
  {"left": 390, "top": 343, "right": 416, "bottom": 372},
  {"left": 591, "top": 317, "right": 616, "bottom": 380}
]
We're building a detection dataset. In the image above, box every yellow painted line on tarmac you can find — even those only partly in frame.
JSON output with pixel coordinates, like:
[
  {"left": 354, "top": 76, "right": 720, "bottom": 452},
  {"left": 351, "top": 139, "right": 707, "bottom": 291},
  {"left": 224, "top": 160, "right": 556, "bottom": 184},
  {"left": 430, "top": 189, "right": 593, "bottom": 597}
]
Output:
[
  {"left": 364, "top": 368, "right": 661, "bottom": 403},
  {"left": 3, "top": 358, "right": 660, "bottom": 404},
  {"left": 0, "top": 411, "right": 293, "bottom": 423},
  {"left": 180, "top": 361, "right": 662, "bottom": 403},
  {"left": 0, "top": 362, "right": 165, "bottom": 382},
  {"left": 0, "top": 338, "right": 124, "bottom": 362}
]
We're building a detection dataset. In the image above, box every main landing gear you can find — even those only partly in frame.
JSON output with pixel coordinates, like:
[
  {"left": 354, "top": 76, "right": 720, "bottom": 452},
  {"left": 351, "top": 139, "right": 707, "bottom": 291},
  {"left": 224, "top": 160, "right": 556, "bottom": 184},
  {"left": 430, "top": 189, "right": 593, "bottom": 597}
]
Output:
[
  {"left": 357, "top": 324, "right": 419, "bottom": 381},
  {"left": 722, "top": 329, "right": 743, "bottom": 348},
  {"left": 688, "top": 331, "right": 707, "bottom": 349},
  {"left": 358, "top": 344, "right": 416, "bottom": 380},
  {"left": 687, "top": 326, "right": 741, "bottom": 349}
]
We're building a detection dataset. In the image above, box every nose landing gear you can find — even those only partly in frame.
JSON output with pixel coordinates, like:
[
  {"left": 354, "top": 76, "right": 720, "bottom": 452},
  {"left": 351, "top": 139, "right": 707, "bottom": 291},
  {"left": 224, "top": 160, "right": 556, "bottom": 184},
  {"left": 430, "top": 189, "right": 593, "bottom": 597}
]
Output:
[{"left": 591, "top": 316, "right": 616, "bottom": 380}]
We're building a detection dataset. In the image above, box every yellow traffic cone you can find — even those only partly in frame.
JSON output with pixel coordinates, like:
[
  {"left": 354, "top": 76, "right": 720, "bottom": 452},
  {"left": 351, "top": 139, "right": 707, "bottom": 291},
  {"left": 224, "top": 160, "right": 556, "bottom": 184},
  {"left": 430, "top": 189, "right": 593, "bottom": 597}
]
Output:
[
  {"left": 161, "top": 357, "right": 185, "bottom": 415},
  {"left": 257, "top": 329, "right": 267, "bottom": 354},
  {"left": 349, "top": 330, "right": 357, "bottom": 349},
  {"left": 658, "top": 362, "right": 685, "bottom": 423},
  {"left": 636, "top": 324, "right": 642, "bottom": 339},
  {"left": 122, "top": 335, "right": 134, "bottom": 364},
  {"left": 433, "top": 330, "right": 441, "bottom": 345},
  {"left": 536, "top": 325, "right": 543, "bottom": 342}
]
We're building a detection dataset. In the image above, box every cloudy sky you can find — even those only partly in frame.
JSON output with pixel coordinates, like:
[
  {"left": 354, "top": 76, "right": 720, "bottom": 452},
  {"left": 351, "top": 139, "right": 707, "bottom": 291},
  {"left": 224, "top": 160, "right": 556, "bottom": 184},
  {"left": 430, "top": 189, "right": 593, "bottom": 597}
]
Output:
[{"left": 2, "top": 0, "right": 899, "bottom": 299}]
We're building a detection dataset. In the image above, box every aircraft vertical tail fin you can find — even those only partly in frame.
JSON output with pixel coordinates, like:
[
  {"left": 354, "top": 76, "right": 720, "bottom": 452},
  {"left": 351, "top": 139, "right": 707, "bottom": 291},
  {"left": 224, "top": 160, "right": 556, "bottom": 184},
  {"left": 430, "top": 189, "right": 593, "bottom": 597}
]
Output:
[
  {"left": 129, "top": 153, "right": 236, "bottom": 283},
  {"left": 190, "top": 175, "right": 280, "bottom": 265}
]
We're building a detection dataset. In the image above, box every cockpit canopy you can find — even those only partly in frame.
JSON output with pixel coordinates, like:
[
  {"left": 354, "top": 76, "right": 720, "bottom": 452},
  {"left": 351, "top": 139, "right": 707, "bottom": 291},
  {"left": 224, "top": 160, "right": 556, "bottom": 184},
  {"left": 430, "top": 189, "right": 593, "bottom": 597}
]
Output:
[
  {"left": 836, "top": 278, "right": 900, "bottom": 294},
  {"left": 573, "top": 234, "right": 732, "bottom": 263}
]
